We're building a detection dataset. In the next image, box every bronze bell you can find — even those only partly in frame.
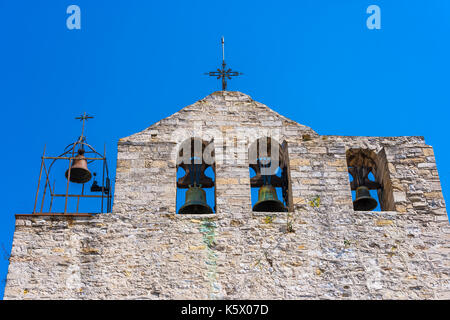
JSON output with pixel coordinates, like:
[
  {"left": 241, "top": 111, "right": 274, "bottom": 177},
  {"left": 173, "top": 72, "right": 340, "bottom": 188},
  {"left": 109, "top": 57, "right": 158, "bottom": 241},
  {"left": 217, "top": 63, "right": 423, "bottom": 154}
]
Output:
[
  {"left": 353, "top": 186, "right": 378, "bottom": 211},
  {"left": 65, "top": 149, "right": 92, "bottom": 184},
  {"left": 253, "top": 184, "right": 287, "bottom": 212},
  {"left": 178, "top": 185, "right": 213, "bottom": 214}
]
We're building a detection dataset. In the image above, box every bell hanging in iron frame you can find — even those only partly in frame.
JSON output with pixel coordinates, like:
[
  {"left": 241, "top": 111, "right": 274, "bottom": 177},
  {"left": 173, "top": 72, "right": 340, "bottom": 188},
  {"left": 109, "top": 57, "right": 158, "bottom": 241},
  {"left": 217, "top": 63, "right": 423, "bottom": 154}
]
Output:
[{"left": 65, "top": 148, "right": 92, "bottom": 184}]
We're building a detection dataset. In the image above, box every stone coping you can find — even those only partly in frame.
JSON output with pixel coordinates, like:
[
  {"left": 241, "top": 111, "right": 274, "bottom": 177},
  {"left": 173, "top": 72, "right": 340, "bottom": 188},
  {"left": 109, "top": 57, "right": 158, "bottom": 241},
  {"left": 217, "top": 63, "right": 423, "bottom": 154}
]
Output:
[{"left": 15, "top": 213, "right": 96, "bottom": 218}]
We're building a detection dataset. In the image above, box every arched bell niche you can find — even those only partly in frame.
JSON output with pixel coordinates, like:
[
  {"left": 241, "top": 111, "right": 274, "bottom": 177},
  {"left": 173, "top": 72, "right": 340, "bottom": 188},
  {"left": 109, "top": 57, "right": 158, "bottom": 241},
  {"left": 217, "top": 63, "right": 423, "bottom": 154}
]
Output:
[
  {"left": 346, "top": 148, "right": 394, "bottom": 211},
  {"left": 176, "top": 137, "right": 216, "bottom": 214},
  {"left": 248, "top": 137, "right": 291, "bottom": 212}
]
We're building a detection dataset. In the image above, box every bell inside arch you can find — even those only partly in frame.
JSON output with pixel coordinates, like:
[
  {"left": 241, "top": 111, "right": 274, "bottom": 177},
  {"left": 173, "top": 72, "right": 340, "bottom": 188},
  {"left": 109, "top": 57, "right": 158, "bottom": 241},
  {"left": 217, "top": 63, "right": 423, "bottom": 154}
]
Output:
[
  {"left": 65, "top": 149, "right": 92, "bottom": 184},
  {"left": 178, "top": 157, "right": 213, "bottom": 214},
  {"left": 178, "top": 185, "right": 213, "bottom": 214},
  {"left": 253, "top": 184, "right": 287, "bottom": 212},
  {"left": 353, "top": 186, "right": 378, "bottom": 211},
  {"left": 252, "top": 156, "right": 287, "bottom": 212}
]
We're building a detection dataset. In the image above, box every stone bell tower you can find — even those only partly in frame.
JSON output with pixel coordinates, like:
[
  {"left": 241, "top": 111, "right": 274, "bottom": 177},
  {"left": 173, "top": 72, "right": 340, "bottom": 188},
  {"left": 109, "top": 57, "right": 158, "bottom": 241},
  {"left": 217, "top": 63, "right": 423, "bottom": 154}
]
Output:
[{"left": 4, "top": 90, "right": 449, "bottom": 300}]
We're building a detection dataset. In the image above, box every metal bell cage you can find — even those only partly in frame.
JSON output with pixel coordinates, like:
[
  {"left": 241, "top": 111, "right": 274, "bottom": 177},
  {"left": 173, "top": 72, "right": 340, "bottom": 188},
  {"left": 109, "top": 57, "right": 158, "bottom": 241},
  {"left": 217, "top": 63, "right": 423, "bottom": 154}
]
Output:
[{"left": 31, "top": 116, "right": 112, "bottom": 216}]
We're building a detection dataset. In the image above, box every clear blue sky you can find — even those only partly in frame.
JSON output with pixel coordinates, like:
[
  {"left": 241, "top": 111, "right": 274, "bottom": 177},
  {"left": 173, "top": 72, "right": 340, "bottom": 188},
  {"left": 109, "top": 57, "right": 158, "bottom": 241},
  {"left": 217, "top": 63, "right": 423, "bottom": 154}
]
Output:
[{"left": 0, "top": 0, "right": 449, "bottom": 298}]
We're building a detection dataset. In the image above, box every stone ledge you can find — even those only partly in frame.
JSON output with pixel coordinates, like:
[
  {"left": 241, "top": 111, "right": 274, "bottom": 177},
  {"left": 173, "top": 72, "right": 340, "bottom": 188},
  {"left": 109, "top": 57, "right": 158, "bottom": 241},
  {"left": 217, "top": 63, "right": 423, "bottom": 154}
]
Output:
[
  {"left": 172, "top": 214, "right": 217, "bottom": 219},
  {"left": 15, "top": 213, "right": 96, "bottom": 218},
  {"left": 117, "top": 140, "right": 176, "bottom": 146},
  {"left": 353, "top": 210, "right": 398, "bottom": 216},
  {"left": 251, "top": 211, "right": 292, "bottom": 218}
]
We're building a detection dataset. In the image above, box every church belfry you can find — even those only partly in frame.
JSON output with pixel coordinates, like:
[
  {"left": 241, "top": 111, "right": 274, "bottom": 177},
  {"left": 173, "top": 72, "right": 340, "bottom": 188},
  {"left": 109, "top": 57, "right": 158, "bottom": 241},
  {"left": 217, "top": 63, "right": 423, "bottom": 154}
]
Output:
[{"left": 4, "top": 91, "right": 448, "bottom": 300}]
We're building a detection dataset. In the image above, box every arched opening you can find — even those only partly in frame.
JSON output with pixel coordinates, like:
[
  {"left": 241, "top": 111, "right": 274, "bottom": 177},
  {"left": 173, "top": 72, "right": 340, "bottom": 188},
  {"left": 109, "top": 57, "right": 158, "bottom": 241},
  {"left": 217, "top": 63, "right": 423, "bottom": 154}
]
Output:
[
  {"left": 176, "top": 138, "right": 216, "bottom": 214},
  {"left": 347, "top": 148, "right": 392, "bottom": 211},
  {"left": 248, "top": 137, "right": 291, "bottom": 212}
]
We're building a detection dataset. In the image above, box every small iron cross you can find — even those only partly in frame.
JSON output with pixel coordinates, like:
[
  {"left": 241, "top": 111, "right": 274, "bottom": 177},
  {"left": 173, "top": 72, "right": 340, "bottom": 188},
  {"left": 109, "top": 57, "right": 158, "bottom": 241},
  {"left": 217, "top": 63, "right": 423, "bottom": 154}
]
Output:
[
  {"left": 75, "top": 112, "right": 94, "bottom": 141},
  {"left": 205, "top": 37, "right": 242, "bottom": 91}
]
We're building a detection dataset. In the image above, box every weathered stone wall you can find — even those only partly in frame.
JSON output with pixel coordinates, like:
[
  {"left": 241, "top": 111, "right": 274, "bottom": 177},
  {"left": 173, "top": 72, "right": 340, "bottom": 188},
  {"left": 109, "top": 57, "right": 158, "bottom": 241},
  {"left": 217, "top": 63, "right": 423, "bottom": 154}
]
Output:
[{"left": 4, "top": 91, "right": 449, "bottom": 299}]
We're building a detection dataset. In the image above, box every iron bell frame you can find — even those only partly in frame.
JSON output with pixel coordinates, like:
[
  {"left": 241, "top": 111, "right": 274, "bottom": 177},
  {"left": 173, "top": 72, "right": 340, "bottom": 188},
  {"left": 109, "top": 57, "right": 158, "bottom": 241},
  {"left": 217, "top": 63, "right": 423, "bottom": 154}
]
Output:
[{"left": 30, "top": 115, "right": 112, "bottom": 216}]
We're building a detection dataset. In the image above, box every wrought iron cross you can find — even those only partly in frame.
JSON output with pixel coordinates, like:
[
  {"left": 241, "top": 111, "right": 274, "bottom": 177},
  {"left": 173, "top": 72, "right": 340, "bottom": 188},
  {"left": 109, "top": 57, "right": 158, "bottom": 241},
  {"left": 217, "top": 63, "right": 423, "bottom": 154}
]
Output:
[
  {"left": 75, "top": 112, "right": 94, "bottom": 141},
  {"left": 205, "top": 37, "right": 242, "bottom": 91}
]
